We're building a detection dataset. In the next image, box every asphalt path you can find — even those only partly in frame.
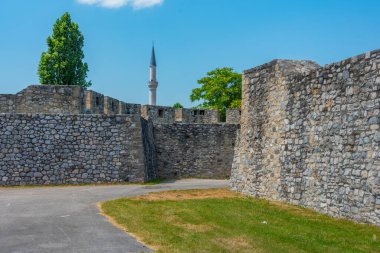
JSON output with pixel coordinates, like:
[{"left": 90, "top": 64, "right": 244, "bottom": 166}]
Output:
[{"left": 0, "top": 179, "right": 228, "bottom": 253}]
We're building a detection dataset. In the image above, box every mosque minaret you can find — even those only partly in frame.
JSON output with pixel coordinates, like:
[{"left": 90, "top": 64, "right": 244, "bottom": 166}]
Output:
[{"left": 148, "top": 46, "right": 158, "bottom": 105}]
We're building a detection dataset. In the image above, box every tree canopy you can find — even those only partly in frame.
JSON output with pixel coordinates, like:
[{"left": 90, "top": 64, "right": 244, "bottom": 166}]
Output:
[
  {"left": 173, "top": 102, "right": 184, "bottom": 108},
  {"left": 38, "top": 12, "right": 91, "bottom": 87},
  {"left": 190, "top": 67, "right": 242, "bottom": 120}
]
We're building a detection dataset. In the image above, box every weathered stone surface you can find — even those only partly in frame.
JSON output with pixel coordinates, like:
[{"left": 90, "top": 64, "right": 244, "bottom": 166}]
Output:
[
  {"left": 0, "top": 85, "right": 84, "bottom": 114},
  {"left": 0, "top": 114, "right": 149, "bottom": 185},
  {"left": 1, "top": 85, "right": 235, "bottom": 124},
  {"left": 0, "top": 83, "right": 240, "bottom": 186},
  {"left": 142, "top": 106, "right": 221, "bottom": 124},
  {"left": 226, "top": 108, "right": 241, "bottom": 124},
  {"left": 154, "top": 123, "right": 239, "bottom": 179},
  {"left": 176, "top": 108, "right": 220, "bottom": 124},
  {"left": 230, "top": 49, "right": 380, "bottom": 225}
]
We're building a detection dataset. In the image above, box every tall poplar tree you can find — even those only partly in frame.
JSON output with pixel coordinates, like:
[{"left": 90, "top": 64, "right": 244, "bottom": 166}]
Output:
[{"left": 38, "top": 12, "right": 91, "bottom": 87}]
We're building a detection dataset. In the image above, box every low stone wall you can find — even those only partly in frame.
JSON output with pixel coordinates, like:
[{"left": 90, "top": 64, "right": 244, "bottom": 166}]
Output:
[
  {"left": 231, "top": 49, "right": 380, "bottom": 225},
  {"left": 154, "top": 123, "right": 239, "bottom": 179},
  {"left": 0, "top": 114, "right": 148, "bottom": 185}
]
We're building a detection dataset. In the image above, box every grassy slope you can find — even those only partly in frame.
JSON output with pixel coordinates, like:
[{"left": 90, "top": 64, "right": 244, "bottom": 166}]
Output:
[{"left": 101, "top": 189, "right": 380, "bottom": 253}]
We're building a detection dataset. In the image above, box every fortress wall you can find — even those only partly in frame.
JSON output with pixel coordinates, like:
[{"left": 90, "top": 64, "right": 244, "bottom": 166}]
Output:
[
  {"left": 0, "top": 114, "right": 147, "bottom": 186},
  {"left": 179, "top": 108, "right": 220, "bottom": 123},
  {"left": 121, "top": 102, "right": 141, "bottom": 115},
  {"left": 141, "top": 106, "right": 221, "bottom": 124},
  {"left": 104, "top": 96, "right": 120, "bottom": 115},
  {"left": 15, "top": 85, "right": 84, "bottom": 114},
  {"left": 141, "top": 118, "right": 157, "bottom": 181},
  {"left": 141, "top": 105, "right": 176, "bottom": 124},
  {"left": 0, "top": 86, "right": 225, "bottom": 124},
  {"left": 84, "top": 90, "right": 105, "bottom": 114},
  {"left": 230, "top": 49, "right": 380, "bottom": 225},
  {"left": 0, "top": 95, "right": 16, "bottom": 113},
  {"left": 154, "top": 123, "right": 239, "bottom": 179},
  {"left": 226, "top": 108, "right": 241, "bottom": 124}
]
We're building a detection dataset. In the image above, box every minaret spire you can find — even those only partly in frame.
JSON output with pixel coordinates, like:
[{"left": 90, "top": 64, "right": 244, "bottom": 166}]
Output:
[
  {"left": 150, "top": 44, "right": 156, "bottom": 67},
  {"left": 148, "top": 45, "right": 158, "bottom": 105}
]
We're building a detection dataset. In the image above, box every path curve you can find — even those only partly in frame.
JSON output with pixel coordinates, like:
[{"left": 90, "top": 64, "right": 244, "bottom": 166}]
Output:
[{"left": 0, "top": 179, "right": 228, "bottom": 253}]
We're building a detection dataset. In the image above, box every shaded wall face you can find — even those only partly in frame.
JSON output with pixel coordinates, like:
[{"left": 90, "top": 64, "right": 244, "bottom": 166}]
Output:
[
  {"left": 154, "top": 124, "right": 239, "bottom": 179},
  {"left": 0, "top": 114, "right": 147, "bottom": 185},
  {"left": 140, "top": 118, "right": 157, "bottom": 181},
  {"left": 231, "top": 51, "right": 380, "bottom": 225}
]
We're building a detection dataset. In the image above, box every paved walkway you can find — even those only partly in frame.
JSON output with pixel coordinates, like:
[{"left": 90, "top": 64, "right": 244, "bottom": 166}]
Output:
[{"left": 0, "top": 179, "right": 228, "bottom": 253}]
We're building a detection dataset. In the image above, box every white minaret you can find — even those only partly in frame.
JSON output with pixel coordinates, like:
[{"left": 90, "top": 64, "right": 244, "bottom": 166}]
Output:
[{"left": 148, "top": 46, "right": 158, "bottom": 105}]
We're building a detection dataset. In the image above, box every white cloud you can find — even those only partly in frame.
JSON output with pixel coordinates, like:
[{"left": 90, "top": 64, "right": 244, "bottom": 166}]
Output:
[{"left": 76, "top": 0, "right": 163, "bottom": 9}]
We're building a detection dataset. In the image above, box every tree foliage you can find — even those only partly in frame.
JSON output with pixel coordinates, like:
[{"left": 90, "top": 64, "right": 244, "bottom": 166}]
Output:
[
  {"left": 173, "top": 102, "right": 183, "bottom": 108},
  {"left": 190, "top": 67, "right": 241, "bottom": 120},
  {"left": 38, "top": 12, "right": 91, "bottom": 87}
]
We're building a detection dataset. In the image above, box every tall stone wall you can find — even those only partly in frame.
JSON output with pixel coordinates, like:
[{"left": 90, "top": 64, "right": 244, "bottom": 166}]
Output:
[
  {"left": 141, "top": 118, "right": 157, "bottom": 181},
  {"left": 154, "top": 123, "right": 239, "bottom": 179},
  {"left": 231, "top": 49, "right": 380, "bottom": 225},
  {"left": 0, "top": 114, "right": 149, "bottom": 185}
]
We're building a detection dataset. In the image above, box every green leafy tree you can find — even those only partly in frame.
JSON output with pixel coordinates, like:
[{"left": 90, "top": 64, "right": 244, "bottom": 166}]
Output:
[
  {"left": 190, "top": 67, "right": 241, "bottom": 121},
  {"left": 173, "top": 102, "right": 183, "bottom": 108},
  {"left": 38, "top": 12, "right": 91, "bottom": 87}
]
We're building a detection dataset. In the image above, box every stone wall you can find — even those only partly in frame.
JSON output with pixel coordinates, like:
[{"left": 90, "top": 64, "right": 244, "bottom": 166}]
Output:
[
  {"left": 84, "top": 90, "right": 105, "bottom": 114},
  {"left": 84, "top": 90, "right": 141, "bottom": 115},
  {"left": 141, "top": 118, "right": 157, "bottom": 181},
  {"left": 0, "top": 84, "right": 240, "bottom": 186},
  {"left": 226, "top": 108, "right": 241, "bottom": 124},
  {"left": 104, "top": 96, "right": 121, "bottom": 115},
  {"left": 0, "top": 114, "right": 149, "bottom": 185},
  {"left": 231, "top": 49, "right": 380, "bottom": 225},
  {"left": 15, "top": 85, "right": 84, "bottom": 114},
  {"left": 0, "top": 95, "right": 15, "bottom": 113},
  {"left": 154, "top": 123, "right": 239, "bottom": 179},
  {"left": 122, "top": 102, "right": 141, "bottom": 115},
  {"left": 1, "top": 85, "right": 226, "bottom": 124},
  {"left": 179, "top": 108, "right": 220, "bottom": 124},
  {"left": 141, "top": 106, "right": 221, "bottom": 124},
  {"left": 141, "top": 105, "right": 176, "bottom": 124}
]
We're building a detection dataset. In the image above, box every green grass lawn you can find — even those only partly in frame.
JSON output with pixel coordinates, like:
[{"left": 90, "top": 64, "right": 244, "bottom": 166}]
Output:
[{"left": 100, "top": 189, "right": 380, "bottom": 253}]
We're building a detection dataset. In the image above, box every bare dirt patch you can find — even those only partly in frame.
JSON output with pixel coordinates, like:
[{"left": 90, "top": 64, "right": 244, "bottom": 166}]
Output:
[
  {"left": 213, "top": 236, "right": 259, "bottom": 252},
  {"left": 132, "top": 188, "right": 242, "bottom": 201}
]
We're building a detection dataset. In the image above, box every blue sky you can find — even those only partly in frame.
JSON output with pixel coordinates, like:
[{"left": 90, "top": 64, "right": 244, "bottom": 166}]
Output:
[{"left": 0, "top": 0, "right": 379, "bottom": 107}]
